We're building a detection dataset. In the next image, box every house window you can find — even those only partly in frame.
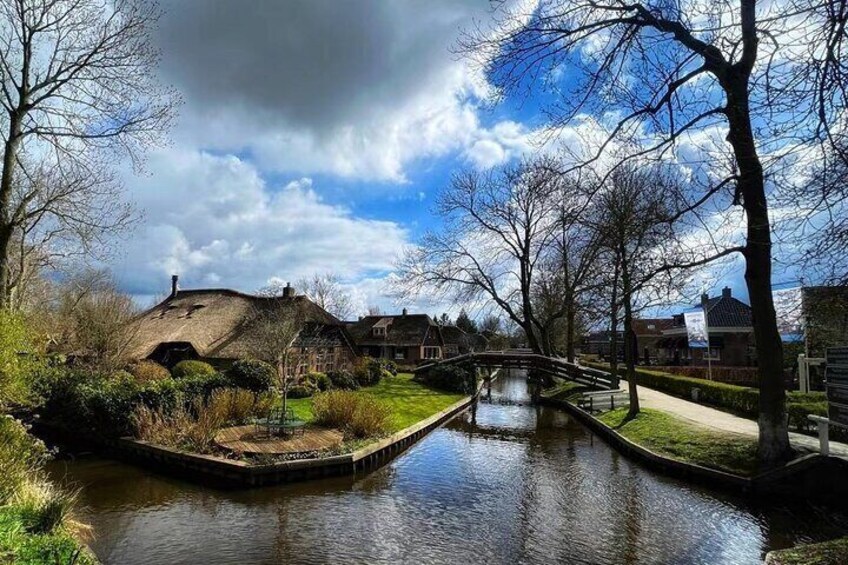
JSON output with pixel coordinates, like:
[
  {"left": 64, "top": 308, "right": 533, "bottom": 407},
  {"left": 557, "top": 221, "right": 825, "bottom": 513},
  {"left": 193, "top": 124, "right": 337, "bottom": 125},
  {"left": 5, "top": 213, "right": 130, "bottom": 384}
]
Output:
[
  {"left": 704, "top": 347, "right": 721, "bottom": 361},
  {"left": 423, "top": 346, "right": 441, "bottom": 359},
  {"left": 647, "top": 324, "right": 655, "bottom": 330},
  {"left": 373, "top": 327, "right": 386, "bottom": 337},
  {"left": 394, "top": 348, "right": 406, "bottom": 360}
]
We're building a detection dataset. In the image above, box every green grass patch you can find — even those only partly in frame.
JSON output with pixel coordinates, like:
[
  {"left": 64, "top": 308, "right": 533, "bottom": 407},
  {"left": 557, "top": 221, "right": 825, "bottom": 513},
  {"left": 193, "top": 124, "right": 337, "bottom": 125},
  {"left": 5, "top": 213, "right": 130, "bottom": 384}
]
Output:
[
  {"left": 598, "top": 408, "right": 760, "bottom": 476},
  {"left": 540, "top": 379, "right": 590, "bottom": 402},
  {"left": 767, "top": 536, "right": 848, "bottom": 565},
  {"left": 0, "top": 507, "right": 96, "bottom": 565},
  {"left": 283, "top": 373, "right": 465, "bottom": 433}
]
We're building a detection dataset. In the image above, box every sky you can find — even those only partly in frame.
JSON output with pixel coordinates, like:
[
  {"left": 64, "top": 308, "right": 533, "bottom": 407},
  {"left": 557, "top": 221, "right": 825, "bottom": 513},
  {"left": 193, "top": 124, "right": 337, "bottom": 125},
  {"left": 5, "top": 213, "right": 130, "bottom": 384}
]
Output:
[{"left": 108, "top": 0, "right": 761, "bottom": 317}]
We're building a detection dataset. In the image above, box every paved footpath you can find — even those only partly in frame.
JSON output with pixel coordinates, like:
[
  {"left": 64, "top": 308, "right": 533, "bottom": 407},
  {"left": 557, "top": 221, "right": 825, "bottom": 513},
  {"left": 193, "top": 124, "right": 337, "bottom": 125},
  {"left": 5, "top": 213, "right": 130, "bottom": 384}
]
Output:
[{"left": 617, "top": 380, "right": 848, "bottom": 460}]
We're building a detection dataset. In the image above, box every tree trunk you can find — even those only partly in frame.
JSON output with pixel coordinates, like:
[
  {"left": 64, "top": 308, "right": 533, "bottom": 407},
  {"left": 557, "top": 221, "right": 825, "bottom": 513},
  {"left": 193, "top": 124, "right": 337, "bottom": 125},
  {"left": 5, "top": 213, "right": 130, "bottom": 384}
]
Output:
[
  {"left": 565, "top": 289, "right": 576, "bottom": 362},
  {"left": 621, "top": 256, "right": 640, "bottom": 419},
  {"left": 724, "top": 69, "right": 791, "bottom": 463},
  {"left": 0, "top": 115, "right": 23, "bottom": 308},
  {"left": 609, "top": 261, "right": 620, "bottom": 376}
]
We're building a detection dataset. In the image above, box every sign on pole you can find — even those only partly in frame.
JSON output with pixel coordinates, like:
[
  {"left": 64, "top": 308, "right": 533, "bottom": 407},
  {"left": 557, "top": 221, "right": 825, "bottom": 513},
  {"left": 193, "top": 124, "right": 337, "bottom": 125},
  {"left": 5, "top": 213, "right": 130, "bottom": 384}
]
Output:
[
  {"left": 684, "top": 310, "right": 708, "bottom": 348},
  {"left": 826, "top": 347, "right": 848, "bottom": 427}
]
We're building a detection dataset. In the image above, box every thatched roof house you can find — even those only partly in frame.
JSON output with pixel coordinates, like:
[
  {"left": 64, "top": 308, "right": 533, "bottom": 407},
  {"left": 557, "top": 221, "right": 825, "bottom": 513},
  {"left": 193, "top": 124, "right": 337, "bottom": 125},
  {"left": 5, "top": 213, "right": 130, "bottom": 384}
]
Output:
[{"left": 129, "top": 277, "right": 356, "bottom": 371}]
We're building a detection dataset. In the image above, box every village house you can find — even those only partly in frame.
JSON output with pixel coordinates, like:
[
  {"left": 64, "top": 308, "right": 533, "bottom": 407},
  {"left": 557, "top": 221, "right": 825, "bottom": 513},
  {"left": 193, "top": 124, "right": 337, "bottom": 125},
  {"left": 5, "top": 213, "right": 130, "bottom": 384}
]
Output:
[
  {"left": 633, "top": 318, "right": 677, "bottom": 365},
  {"left": 128, "top": 277, "right": 357, "bottom": 373},
  {"left": 344, "top": 310, "right": 485, "bottom": 365},
  {"left": 650, "top": 287, "right": 756, "bottom": 367}
]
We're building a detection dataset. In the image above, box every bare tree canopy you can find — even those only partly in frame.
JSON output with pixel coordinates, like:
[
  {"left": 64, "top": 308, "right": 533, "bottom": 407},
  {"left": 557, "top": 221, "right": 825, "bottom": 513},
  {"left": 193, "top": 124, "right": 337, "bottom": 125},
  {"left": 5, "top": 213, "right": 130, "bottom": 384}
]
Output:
[
  {"left": 457, "top": 0, "right": 848, "bottom": 462},
  {"left": 295, "top": 272, "right": 353, "bottom": 320},
  {"left": 0, "top": 0, "right": 179, "bottom": 306},
  {"left": 396, "top": 158, "right": 562, "bottom": 354}
]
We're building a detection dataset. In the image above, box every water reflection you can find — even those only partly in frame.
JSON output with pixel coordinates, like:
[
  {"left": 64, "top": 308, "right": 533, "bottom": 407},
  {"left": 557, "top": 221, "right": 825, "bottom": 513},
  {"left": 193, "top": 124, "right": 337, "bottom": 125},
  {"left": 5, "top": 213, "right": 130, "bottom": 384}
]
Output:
[{"left": 48, "top": 371, "right": 848, "bottom": 565}]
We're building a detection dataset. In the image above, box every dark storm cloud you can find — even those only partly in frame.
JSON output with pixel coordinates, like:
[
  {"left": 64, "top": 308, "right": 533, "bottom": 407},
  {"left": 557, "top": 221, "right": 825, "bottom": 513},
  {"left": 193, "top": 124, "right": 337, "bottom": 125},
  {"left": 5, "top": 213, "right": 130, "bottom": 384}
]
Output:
[{"left": 155, "top": 0, "right": 487, "bottom": 135}]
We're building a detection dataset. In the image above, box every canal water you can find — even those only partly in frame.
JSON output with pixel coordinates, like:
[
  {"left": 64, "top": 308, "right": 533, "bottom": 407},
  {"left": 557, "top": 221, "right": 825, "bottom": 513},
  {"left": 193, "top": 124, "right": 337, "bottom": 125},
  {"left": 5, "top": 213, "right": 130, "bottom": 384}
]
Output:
[{"left": 49, "top": 372, "right": 848, "bottom": 565}]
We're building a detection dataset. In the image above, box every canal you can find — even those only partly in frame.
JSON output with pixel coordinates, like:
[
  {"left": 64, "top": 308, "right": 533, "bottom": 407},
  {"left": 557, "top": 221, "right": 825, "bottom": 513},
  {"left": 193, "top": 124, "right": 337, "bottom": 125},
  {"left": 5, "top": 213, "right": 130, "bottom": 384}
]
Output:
[{"left": 49, "top": 372, "right": 848, "bottom": 564}]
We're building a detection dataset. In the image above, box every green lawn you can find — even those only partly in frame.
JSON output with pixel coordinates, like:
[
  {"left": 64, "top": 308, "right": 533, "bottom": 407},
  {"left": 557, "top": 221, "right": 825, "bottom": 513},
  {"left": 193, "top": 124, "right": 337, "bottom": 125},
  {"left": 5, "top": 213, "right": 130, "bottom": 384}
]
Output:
[
  {"left": 766, "top": 537, "right": 848, "bottom": 565},
  {"left": 284, "top": 373, "right": 466, "bottom": 433},
  {"left": 598, "top": 408, "right": 760, "bottom": 476}
]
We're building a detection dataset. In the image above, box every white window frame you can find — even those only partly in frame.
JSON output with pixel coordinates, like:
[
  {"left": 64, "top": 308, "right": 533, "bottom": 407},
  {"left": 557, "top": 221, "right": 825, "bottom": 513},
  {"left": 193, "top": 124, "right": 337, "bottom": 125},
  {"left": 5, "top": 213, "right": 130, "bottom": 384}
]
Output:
[{"left": 423, "top": 346, "right": 441, "bottom": 360}]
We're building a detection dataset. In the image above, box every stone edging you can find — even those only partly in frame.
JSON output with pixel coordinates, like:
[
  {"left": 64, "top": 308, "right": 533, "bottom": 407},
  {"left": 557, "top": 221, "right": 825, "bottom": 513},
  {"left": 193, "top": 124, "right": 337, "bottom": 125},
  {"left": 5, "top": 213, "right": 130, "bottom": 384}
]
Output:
[
  {"left": 540, "top": 395, "right": 846, "bottom": 497},
  {"left": 112, "top": 377, "right": 492, "bottom": 487}
]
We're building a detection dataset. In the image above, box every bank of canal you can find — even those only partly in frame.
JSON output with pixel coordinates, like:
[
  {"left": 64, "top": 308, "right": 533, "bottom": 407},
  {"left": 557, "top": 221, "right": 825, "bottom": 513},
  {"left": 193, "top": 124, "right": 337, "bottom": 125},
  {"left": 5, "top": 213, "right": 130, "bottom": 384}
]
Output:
[{"left": 49, "top": 372, "right": 848, "bottom": 564}]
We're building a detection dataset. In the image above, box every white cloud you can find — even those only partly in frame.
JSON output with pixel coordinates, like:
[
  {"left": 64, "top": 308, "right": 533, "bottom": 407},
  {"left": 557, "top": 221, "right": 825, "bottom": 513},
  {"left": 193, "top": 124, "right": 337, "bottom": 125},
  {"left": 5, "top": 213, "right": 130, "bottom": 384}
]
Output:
[{"left": 113, "top": 150, "right": 409, "bottom": 298}]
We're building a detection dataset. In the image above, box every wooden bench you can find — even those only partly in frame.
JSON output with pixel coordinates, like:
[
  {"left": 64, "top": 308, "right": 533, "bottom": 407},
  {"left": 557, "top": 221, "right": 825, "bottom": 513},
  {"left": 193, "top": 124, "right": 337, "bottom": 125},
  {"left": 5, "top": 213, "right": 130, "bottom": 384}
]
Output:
[{"left": 577, "top": 390, "right": 630, "bottom": 413}]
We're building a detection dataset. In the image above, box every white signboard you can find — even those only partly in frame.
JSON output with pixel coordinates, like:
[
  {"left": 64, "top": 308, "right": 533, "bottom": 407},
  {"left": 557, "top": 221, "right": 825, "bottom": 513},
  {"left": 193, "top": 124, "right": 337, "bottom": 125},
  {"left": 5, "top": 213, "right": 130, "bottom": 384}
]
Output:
[{"left": 684, "top": 310, "right": 709, "bottom": 348}]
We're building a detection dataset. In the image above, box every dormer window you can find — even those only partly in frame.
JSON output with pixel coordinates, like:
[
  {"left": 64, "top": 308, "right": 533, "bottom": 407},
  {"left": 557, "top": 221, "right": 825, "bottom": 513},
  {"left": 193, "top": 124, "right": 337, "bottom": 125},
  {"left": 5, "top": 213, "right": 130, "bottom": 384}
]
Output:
[
  {"left": 373, "top": 327, "right": 386, "bottom": 337},
  {"left": 647, "top": 324, "right": 655, "bottom": 330}
]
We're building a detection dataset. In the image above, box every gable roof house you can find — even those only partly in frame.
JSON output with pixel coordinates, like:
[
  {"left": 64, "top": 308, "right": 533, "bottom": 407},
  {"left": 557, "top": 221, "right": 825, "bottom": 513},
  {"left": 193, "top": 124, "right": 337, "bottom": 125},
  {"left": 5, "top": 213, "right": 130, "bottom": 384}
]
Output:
[
  {"left": 345, "top": 309, "right": 455, "bottom": 364},
  {"left": 655, "top": 287, "right": 755, "bottom": 367},
  {"left": 128, "top": 277, "right": 356, "bottom": 373}
]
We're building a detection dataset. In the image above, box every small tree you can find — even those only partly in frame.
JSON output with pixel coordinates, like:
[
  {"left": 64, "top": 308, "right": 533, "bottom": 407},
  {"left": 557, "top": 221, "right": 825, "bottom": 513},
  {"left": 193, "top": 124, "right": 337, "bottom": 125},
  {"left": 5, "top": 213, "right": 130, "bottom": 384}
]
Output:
[
  {"left": 244, "top": 289, "right": 306, "bottom": 416},
  {"left": 593, "top": 163, "right": 681, "bottom": 419},
  {"left": 455, "top": 309, "right": 478, "bottom": 334}
]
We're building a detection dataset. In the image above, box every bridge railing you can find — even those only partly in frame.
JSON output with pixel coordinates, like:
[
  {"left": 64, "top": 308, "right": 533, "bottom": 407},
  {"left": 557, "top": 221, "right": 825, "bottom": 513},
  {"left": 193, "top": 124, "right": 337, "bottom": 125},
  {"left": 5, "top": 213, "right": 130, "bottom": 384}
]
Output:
[{"left": 415, "top": 351, "right": 619, "bottom": 390}]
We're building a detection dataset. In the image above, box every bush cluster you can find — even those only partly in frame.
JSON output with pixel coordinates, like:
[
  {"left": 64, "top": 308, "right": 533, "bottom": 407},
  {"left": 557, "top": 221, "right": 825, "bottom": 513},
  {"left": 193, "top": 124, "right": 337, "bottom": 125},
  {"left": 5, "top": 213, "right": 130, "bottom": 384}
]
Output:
[
  {"left": 41, "top": 369, "right": 231, "bottom": 437},
  {"left": 126, "top": 359, "right": 171, "bottom": 382},
  {"left": 304, "top": 372, "right": 332, "bottom": 392},
  {"left": 416, "top": 364, "right": 476, "bottom": 394},
  {"left": 132, "top": 388, "right": 272, "bottom": 452},
  {"left": 227, "top": 359, "right": 276, "bottom": 392},
  {"left": 326, "top": 369, "right": 360, "bottom": 390},
  {"left": 171, "top": 360, "right": 216, "bottom": 379},
  {"left": 311, "top": 390, "right": 392, "bottom": 438},
  {"left": 352, "top": 356, "right": 395, "bottom": 387},
  {"left": 0, "top": 418, "right": 91, "bottom": 563}
]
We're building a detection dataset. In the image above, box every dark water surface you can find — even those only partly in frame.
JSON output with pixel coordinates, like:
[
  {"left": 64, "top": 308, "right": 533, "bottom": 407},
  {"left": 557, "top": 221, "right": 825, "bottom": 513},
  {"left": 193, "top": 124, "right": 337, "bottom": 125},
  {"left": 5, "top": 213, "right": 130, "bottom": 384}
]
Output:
[{"left": 49, "top": 372, "right": 848, "bottom": 564}]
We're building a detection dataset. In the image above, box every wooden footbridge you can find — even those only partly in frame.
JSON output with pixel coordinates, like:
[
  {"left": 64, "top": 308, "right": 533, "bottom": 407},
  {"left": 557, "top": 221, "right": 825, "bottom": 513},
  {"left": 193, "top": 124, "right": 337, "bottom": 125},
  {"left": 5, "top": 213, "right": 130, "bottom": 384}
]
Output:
[{"left": 415, "top": 350, "right": 619, "bottom": 390}]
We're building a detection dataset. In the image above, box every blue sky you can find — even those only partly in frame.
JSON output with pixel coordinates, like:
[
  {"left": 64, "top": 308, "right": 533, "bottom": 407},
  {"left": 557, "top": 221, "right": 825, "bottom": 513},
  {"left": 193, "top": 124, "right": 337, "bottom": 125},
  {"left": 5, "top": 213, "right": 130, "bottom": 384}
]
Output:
[{"left": 106, "top": 0, "right": 772, "bottom": 318}]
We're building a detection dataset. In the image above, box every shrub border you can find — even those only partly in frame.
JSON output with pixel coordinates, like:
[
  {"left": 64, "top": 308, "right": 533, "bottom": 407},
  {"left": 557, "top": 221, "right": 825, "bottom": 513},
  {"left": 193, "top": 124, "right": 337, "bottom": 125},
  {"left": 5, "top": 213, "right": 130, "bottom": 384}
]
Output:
[{"left": 108, "top": 374, "right": 494, "bottom": 487}]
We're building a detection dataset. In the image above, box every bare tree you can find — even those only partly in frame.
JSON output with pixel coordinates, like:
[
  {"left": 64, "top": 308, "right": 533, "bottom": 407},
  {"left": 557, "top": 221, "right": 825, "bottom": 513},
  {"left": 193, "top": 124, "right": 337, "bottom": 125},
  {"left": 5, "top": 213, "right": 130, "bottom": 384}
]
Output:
[
  {"left": 244, "top": 288, "right": 307, "bottom": 417},
  {"left": 458, "top": 0, "right": 848, "bottom": 462},
  {"left": 396, "top": 158, "right": 561, "bottom": 354},
  {"left": 50, "top": 269, "right": 139, "bottom": 372},
  {"left": 591, "top": 164, "right": 681, "bottom": 418},
  {"left": 295, "top": 272, "right": 353, "bottom": 320},
  {"left": 0, "top": 0, "right": 178, "bottom": 306},
  {"left": 366, "top": 305, "right": 382, "bottom": 316}
]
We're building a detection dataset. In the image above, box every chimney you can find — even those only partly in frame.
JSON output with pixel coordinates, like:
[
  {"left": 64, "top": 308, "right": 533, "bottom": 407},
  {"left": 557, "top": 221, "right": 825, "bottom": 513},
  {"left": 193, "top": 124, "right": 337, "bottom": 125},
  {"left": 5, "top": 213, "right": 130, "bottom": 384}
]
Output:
[
  {"left": 171, "top": 274, "right": 179, "bottom": 298},
  {"left": 283, "top": 282, "right": 295, "bottom": 298},
  {"left": 700, "top": 292, "right": 709, "bottom": 306},
  {"left": 402, "top": 308, "right": 408, "bottom": 317},
  {"left": 722, "top": 287, "right": 732, "bottom": 298}
]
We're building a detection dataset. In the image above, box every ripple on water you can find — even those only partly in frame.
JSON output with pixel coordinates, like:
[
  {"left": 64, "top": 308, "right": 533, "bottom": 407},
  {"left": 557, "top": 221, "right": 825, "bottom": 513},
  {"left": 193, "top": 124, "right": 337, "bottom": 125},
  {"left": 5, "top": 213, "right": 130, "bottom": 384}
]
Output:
[{"left": 48, "top": 373, "right": 848, "bottom": 565}]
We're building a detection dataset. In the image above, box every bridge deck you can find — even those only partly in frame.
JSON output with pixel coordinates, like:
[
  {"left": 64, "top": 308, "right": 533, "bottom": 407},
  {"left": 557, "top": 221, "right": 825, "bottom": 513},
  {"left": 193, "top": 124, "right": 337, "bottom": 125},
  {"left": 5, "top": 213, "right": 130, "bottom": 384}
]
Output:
[{"left": 416, "top": 351, "right": 619, "bottom": 390}]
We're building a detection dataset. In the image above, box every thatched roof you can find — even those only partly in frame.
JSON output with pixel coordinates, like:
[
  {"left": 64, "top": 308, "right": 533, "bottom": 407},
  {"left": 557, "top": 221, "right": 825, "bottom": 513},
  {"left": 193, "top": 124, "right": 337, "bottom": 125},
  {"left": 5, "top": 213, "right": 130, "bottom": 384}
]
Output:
[{"left": 128, "top": 288, "right": 345, "bottom": 360}]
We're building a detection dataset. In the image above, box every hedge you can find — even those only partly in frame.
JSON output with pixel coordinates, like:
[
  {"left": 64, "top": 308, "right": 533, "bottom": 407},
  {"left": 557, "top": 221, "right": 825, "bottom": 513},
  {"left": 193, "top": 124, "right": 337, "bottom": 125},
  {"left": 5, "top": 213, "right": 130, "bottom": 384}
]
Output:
[{"left": 587, "top": 362, "right": 828, "bottom": 432}]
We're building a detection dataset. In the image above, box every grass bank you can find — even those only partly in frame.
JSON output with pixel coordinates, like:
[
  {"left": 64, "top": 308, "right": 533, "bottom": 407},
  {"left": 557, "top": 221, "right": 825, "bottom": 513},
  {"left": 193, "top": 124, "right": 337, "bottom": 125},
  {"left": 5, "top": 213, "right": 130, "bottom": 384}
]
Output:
[
  {"left": 286, "top": 372, "right": 466, "bottom": 433},
  {"left": 585, "top": 361, "right": 828, "bottom": 433},
  {"left": 765, "top": 536, "right": 848, "bottom": 564},
  {"left": 598, "top": 408, "right": 760, "bottom": 476},
  {"left": 0, "top": 508, "right": 96, "bottom": 565}
]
